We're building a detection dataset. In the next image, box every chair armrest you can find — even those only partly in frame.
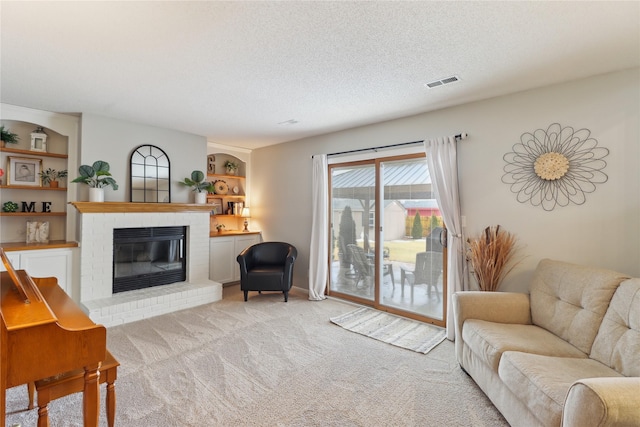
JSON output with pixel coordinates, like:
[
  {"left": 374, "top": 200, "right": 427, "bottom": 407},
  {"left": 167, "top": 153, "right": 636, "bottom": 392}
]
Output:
[
  {"left": 562, "top": 377, "right": 640, "bottom": 427},
  {"left": 284, "top": 246, "right": 298, "bottom": 279},
  {"left": 453, "top": 291, "right": 532, "bottom": 363},
  {"left": 237, "top": 246, "right": 255, "bottom": 276}
]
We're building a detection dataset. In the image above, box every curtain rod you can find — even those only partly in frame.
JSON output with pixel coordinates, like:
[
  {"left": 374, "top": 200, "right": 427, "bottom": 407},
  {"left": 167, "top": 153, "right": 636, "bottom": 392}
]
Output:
[{"left": 313, "top": 133, "right": 467, "bottom": 158}]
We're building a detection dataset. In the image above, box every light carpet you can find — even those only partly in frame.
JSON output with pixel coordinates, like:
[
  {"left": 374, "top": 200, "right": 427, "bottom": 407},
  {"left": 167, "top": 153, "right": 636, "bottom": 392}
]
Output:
[
  {"left": 330, "top": 307, "right": 446, "bottom": 354},
  {"left": 4, "top": 286, "right": 507, "bottom": 426}
]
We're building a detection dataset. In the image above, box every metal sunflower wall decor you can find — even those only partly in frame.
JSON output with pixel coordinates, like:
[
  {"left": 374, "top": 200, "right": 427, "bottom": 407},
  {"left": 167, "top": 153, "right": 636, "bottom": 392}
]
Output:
[{"left": 502, "top": 123, "right": 609, "bottom": 211}]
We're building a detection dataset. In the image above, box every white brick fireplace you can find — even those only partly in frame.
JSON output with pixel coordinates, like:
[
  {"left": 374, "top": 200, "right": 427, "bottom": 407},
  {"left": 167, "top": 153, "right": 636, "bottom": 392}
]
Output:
[{"left": 71, "top": 202, "right": 222, "bottom": 327}]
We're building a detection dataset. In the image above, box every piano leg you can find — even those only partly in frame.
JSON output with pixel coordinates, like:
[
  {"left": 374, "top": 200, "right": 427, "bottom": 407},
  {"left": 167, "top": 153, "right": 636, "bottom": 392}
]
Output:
[
  {"left": 83, "top": 363, "right": 101, "bottom": 427},
  {"left": 37, "top": 404, "right": 50, "bottom": 427}
]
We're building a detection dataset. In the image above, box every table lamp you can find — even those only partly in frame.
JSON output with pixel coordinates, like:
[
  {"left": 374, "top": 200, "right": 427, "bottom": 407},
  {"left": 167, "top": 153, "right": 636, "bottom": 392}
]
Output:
[{"left": 241, "top": 207, "right": 251, "bottom": 232}]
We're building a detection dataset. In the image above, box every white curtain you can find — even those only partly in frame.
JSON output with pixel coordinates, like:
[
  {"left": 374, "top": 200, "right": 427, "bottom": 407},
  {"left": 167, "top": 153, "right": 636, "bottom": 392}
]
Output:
[
  {"left": 424, "top": 137, "right": 467, "bottom": 340},
  {"left": 308, "top": 154, "right": 328, "bottom": 300}
]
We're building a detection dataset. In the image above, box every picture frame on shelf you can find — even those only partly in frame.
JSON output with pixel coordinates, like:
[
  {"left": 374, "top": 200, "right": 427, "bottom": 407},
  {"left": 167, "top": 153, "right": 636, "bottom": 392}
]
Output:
[
  {"left": 7, "top": 156, "right": 42, "bottom": 187},
  {"left": 210, "top": 198, "right": 223, "bottom": 215},
  {"left": 26, "top": 221, "right": 49, "bottom": 244}
]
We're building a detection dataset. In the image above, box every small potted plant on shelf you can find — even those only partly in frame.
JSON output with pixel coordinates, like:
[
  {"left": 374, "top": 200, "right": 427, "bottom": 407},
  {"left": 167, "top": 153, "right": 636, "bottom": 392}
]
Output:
[
  {"left": 0, "top": 125, "right": 20, "bottom": 147},
  {"left": 179, "top": 170, "right": 214, "bottom": 204},
  {"left": 39, "top": 168, "right": 68, "bottom": 188},
  {"left": 71, "top": 160, "right": 118, "bottom": 202},
  {"left": 215, "top": 224, "right": 225, "bottom": 233},
  {"left": 224, "top": 160, "right": 238, "bottom": 175}
]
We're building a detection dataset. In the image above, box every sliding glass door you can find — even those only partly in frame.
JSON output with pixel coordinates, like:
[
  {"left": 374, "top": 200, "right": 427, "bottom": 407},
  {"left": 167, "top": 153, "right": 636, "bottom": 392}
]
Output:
[{"left": 328, "top": 154, "right": 446, "bottom": 326}]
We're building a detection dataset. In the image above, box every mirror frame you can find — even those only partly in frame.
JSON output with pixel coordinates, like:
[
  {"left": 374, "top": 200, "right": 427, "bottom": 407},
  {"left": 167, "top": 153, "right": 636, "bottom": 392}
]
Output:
[{"left": 129, "top": 144, "right": 171, "bottom": 203}]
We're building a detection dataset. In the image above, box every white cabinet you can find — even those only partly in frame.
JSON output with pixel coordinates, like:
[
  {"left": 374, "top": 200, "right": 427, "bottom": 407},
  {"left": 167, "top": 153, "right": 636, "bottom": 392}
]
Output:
[
  {"left": 0, "top": 248, "right": 73, "bottom": 295},
  {"left": 209, "top": 233, "right": 261, "bottom": 283}
]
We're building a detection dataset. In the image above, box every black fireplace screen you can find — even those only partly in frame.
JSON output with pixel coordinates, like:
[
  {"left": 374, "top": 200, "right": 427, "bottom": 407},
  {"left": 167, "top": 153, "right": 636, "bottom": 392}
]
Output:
[{"left": 113, "top": 226, "right": 186, "bottom": 293}]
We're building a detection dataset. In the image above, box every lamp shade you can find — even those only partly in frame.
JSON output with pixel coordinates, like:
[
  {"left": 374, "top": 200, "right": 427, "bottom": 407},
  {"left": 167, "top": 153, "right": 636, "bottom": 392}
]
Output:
[{"left": 241, "top": 207, "right": 251, "bottom": 218}]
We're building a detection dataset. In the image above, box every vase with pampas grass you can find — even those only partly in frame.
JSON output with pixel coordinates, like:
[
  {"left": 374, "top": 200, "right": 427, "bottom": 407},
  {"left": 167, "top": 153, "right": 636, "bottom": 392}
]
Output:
[{"left": 467, "top": 225, "right": 520, "bottom": 291}]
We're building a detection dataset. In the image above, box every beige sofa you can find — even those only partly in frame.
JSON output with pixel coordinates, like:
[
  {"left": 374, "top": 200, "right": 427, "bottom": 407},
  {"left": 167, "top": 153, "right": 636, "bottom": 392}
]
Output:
[{"left": 453, "top": 259, "right": 640, "bottom": 427}]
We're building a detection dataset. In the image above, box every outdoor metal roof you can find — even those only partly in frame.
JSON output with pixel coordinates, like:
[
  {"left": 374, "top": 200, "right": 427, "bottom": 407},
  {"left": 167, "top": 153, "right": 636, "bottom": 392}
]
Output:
[{"left": 331, "top": 161, "right": 432, "bottom": 200}]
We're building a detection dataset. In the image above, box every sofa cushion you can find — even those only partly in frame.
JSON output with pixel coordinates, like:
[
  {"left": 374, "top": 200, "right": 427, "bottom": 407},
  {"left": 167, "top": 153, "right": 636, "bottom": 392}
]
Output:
[
  {"left": 529, "top": 259, "right": 628, "bottom": 354},
  {"left": 462, "top": 319, "right": 587, "bottom": 372},
  {"left": 590, "top": 278, "right": 640, "bottom": 377},
  {"left": 499, "top": 352, "right": 623, "bottom": 427}
]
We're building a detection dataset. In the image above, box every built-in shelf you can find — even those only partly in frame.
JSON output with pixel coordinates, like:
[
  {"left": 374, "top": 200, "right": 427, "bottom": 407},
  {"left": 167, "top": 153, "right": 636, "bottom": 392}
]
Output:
[
  {"left": 0, "top": 240, "right": 78, "bottom": 251},
  {"left": 0, "top": 212, "right": 66, "bottom": 217},
  {"left": 0, "top": 146, "right": 68, "bottom": 158},
  {"left": 207, "top": 173, "right": 245, "bottom": 181},
  {"left": 210, "top": 230, "right": 260, "bottom": 238},
  {"left": 0, "top": 185, "right": 67, "bottom": 191}
]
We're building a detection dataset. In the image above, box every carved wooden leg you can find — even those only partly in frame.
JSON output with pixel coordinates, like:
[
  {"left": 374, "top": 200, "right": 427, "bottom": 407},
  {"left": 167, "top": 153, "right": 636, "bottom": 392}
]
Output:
[
  {"left": 37, "top": 404, "right": 50, "bottom": 427},
  {"left": 83, "top": 363, "right": 101, "bottom": 427},
  {"left": 106, "top": 380, "right": 116, "bottom": 427}
]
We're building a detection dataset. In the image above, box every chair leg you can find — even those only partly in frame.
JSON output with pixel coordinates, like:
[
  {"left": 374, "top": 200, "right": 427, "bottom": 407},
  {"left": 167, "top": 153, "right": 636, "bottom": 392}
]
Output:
[
  {"left": 244, "top": 290, "right": 248, "bottom": 301},
  {"left": 283, "top": 291, "right": 288, "bottom": 302}
]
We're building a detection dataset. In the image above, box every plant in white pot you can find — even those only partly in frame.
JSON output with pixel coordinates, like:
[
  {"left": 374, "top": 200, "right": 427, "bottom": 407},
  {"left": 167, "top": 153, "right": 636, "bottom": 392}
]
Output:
[
  {"left": 71, "top": 160, "right": 118, "bottom": 202},
  {"left": 224, "top": 160, "right": 238, "bottom": 175},
  {"left": 179, "top": 170, "right": 214, "bottom": 204}
]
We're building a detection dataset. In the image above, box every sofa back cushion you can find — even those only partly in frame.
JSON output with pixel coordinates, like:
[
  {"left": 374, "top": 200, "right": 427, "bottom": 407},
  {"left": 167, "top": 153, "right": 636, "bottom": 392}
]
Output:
[
  {"left": 590, "top": 279, "right": 640, "bottom": 377},
  {"left": 530, "top": 259, "right": 628, "bottom": 354}
]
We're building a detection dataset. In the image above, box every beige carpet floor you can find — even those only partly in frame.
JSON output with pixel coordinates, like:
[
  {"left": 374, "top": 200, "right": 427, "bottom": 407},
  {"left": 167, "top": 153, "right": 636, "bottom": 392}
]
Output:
[{"left": 5, "top": 286, "right": 507, "bottom": 426}]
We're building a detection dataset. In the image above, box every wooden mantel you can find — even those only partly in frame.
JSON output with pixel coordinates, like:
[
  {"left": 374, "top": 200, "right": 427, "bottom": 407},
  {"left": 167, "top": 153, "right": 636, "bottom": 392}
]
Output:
[{"left": 69, "top": 202, "right": 214, "bottom": 214}]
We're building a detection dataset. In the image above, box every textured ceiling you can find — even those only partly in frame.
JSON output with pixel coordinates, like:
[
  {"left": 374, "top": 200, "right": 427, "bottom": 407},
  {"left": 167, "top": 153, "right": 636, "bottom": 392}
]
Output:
[{"left": 1, "top": 1, "right": 638, "bottom": 150}]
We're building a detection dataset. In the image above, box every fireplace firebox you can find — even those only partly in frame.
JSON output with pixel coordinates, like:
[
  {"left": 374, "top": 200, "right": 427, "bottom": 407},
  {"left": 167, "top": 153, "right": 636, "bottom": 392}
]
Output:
[{"left": 113, "top": 226, "right": 186, "bottom": 293}]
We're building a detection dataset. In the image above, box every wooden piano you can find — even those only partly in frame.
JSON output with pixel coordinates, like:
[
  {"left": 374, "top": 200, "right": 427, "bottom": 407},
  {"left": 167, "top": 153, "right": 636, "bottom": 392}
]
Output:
[{"left": 0, "top": 248, "right": 107, "bottom": 426}]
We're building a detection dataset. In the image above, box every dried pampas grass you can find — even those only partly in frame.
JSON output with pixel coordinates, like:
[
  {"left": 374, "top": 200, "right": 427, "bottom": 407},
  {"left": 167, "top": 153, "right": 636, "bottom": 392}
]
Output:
[{"left": 467, "top": 225, "right": 520, "bottom": 291}]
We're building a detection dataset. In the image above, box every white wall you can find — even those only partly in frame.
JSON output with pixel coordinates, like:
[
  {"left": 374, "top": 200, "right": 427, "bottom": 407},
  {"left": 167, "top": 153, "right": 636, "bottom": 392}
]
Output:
[
  {"left": 79, "top": 114, "right": 208, "bottom": 203},
  {"left": 251, "top": 68, "right": 640, "bottom": 292}
]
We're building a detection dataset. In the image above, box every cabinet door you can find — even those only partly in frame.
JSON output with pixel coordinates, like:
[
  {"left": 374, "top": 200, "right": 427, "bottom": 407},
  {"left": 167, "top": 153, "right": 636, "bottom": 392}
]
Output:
[
  {"left": 209, "top": 237, "right": 235, "bottom": 283},
  {"left": 0, "top": 249, "right": 73, "bottom": 295},
  {"left": 233, "top": 234, "right": 261, "bottom": 281},
  {"left": 20, "top": 249, "right": 73, "bottom": 295}
]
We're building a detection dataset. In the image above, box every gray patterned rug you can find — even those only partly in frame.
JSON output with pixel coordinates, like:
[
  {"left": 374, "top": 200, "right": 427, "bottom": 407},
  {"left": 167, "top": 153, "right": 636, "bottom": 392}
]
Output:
[{"left": 330, "top": 307, "right": 446, "bottom": 354}]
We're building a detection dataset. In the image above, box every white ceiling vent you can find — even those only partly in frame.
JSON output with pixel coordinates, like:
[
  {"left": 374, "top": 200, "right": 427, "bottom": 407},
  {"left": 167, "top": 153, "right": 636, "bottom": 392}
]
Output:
[{"left": 424, "top": 75, "right": 460, "bottom": 89}]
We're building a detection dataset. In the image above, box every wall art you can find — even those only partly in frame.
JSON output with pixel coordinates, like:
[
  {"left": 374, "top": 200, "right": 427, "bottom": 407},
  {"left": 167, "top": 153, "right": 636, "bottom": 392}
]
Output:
[
  {"left": 502, "top": 123, "right": 608, "bottom": 211},
  {"left": 7, "top": 156, "right": 42, "bottom": 187}
]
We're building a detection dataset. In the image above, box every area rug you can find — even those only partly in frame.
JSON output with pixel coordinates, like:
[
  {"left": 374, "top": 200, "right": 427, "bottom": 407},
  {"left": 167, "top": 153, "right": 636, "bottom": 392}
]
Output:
[{"left": 330, "top": 306, "right": 447, "bottom": 354}]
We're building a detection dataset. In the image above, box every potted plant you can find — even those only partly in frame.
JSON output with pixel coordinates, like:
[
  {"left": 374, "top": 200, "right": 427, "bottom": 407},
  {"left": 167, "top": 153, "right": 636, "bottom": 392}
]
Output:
[
  {"left": 71, "top": 160, "right": 118, "bottom": 202},
  {"left": 39, "top": 168, "right": 68, "bottom": 188},
  {"left": 179, "top": 170, "right": 214, "bottom": 204},
  {"left": 0, "top": 125, "right": 20, "bottom": 147},
  {"left": 215, "top": 224, "right": 225, "bottom": 233},
  {"left": 466, "top": 225, "right": 520, "bottom": 291},
  {"left": 224, "top": 160, "right": 238, "bottom": 175}
]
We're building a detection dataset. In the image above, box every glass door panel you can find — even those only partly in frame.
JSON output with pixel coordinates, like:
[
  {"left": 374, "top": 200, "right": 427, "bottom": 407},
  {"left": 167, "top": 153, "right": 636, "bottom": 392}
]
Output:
[
  {"left": 378, "top": 158, "right": 444, "bottom": 322},
  {"left": 329, "top": 162, "right": 376, "bottom": 303}
]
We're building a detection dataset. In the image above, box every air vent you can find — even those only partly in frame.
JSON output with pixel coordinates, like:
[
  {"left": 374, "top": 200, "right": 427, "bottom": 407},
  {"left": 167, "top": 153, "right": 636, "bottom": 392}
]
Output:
[{"left": 424, "top": 75, "right": 459, "bottom": 89}]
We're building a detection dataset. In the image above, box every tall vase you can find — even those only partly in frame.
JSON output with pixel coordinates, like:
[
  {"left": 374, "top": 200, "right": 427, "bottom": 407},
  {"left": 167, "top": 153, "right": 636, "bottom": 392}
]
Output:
[
  {"left": 195, "top": 192, "right": 207, "bottom": 204},
  {"left": 89, "top": 187, "right": 104, "bottom": 202}
]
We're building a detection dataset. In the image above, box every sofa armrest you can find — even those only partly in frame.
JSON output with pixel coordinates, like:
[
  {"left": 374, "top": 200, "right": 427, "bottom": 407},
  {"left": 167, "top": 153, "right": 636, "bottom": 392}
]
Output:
[
  {"left": 453, "top": 291, "right": 532, "bottom": 363},
  {"left": 562, "top": 377, "right": 640, "bottom": 427}
]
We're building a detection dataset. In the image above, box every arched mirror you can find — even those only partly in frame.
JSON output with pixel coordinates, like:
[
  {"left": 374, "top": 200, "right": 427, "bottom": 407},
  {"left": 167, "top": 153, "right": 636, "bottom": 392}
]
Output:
[{"left": 130, "top": 145, "right": 171, "bottom": 203}]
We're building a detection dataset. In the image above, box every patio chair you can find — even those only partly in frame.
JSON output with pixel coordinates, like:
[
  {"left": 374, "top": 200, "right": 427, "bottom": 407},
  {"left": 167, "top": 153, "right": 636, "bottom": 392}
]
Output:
[
  {"left": 347, "top": 244, "right": 394, "bottom": 289},
  {"left": 399, "top": 251, "right": 443, "bottom": 300}
]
